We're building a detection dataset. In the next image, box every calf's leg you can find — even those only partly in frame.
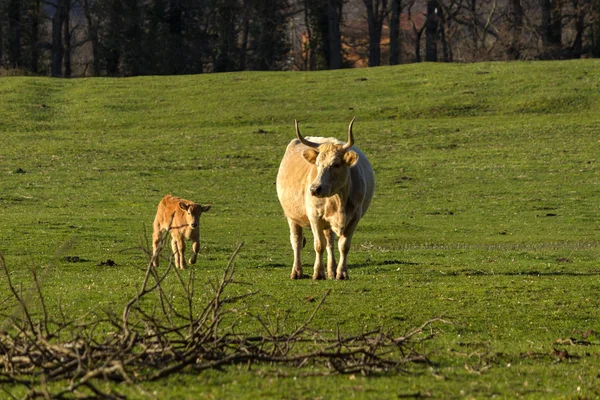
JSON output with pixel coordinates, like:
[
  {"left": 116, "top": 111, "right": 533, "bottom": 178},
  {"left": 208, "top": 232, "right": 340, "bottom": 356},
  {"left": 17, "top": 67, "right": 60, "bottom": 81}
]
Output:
[
  {"left": 151, "top": 225, "right": 161, "bottom": 267},
  {"left": 189, "top": 236, "right": 199, "bottom": 265},
  {"left": 171, "top": 237, "right": 186, "bottom": 269}
]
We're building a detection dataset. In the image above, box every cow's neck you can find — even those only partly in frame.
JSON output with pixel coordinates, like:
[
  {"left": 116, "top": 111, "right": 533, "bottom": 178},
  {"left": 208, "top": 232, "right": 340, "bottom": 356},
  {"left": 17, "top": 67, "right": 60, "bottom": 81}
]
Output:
[{"left": 324, "top": 179, "right": 351, "bottom": 235}]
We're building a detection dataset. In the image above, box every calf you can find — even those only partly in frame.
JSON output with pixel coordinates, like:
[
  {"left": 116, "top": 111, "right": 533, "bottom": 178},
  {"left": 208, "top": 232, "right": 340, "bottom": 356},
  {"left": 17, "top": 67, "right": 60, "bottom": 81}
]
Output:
[{"left": 152, "top": 194, "right": 211, "bottom": 269}]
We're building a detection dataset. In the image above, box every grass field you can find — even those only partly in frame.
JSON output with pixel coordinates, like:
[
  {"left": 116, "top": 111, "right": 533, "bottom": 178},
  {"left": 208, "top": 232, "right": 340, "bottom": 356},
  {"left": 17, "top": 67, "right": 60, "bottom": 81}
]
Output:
[{"left": 1, "top": 60, "right": 600, "bottom": 398}]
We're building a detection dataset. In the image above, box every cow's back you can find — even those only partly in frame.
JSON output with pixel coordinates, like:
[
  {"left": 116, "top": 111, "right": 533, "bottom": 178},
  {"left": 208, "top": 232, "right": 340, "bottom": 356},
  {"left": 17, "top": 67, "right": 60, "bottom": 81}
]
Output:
[
  {"left": 276, "top": 137, "right": 375, "bottom": 225},
  {"left": 347, "top": 146, "right": 375, "bottom": 218}
]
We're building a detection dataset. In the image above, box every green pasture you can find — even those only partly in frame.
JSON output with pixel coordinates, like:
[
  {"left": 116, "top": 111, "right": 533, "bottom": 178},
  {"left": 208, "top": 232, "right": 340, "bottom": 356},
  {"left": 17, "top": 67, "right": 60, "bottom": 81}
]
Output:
[{"left": 1, "top": 60, "right": 600, "bottom": 398}]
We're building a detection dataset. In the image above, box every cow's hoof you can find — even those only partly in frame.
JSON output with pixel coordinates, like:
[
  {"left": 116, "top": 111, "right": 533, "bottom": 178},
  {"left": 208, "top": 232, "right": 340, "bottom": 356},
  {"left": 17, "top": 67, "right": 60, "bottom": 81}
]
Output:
[
  {"left": 188, "top": 259, "right": 196, "bottom": 265},
  {"left": 290, "top": 270, "right": 303, "bottom": 279},
  {"left": 336, "top": 272, "right": 349, "bottom": 280},
  {"left": 313, "top": 273, "right": 326, "bottom": 280}
]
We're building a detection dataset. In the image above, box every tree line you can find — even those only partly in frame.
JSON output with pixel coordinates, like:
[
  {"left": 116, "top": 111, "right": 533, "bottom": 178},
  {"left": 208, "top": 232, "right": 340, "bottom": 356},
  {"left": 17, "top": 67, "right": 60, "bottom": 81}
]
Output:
[{"left": 1, "top": 0, "right": 599, "bottom": 77}]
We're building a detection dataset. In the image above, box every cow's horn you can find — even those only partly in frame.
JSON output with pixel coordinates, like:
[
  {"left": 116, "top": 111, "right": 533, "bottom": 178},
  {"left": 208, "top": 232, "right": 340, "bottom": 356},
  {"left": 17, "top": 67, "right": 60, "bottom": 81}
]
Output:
[
  {"left": 343, "top": 117, "right": 356, "bottom": 150},
  {"left": 295, "top": 120, "right": 319, "bottom": 148}
]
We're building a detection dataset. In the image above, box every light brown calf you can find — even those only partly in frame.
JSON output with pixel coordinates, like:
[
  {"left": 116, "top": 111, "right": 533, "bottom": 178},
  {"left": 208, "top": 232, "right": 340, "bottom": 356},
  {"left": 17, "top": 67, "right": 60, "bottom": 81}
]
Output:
[{"left": 152, "top": 194, "right": 211, "bottom": 269}]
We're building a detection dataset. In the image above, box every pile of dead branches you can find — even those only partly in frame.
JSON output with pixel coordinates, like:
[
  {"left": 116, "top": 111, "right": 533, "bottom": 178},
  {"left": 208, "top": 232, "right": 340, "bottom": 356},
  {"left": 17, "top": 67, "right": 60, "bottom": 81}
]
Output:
[{"left": 0, "top": 244, "right": 447, "bottom": 399}]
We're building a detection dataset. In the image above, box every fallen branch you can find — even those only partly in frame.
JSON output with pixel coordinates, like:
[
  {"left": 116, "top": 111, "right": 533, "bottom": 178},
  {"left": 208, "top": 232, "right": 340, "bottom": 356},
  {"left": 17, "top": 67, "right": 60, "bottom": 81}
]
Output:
[{"left": 0, "top": 244, "right": 448, "bottom": 398}]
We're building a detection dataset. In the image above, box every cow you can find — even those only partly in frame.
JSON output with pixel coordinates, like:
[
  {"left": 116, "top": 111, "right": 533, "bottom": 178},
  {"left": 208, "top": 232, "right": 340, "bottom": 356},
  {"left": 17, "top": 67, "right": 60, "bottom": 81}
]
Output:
[
  {"left": 152, "top": 194, "right": 211, "bottom": 269},
  {"left": 276, "top": 118, "right": 375, "bottom": 280}
]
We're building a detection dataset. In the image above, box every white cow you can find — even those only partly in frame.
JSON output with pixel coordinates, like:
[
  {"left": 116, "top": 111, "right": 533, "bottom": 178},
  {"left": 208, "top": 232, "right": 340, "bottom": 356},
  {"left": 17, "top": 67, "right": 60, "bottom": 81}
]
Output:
[{"left": 276, "top": 118, "right": 375, "bottom": 280}]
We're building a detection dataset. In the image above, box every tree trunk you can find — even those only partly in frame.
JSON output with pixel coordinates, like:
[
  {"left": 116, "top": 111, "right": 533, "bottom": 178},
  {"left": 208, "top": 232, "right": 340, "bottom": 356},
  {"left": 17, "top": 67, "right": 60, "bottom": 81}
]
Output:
[
  {"left": 51, "top": 0, "right": 65, "bottom": 77},
  {"left": 239, "top": 0, "right": 250, "bottom": 71},
  {"left": 389, "top": 0, "right": 402, "bottom": 65},
  {"left": 214, "top": 1, "right": 238, "bottom": 72},
  {"left": 571, "top": 0, "right": 584, "bottom": 57},
  {"left": 83, "top": 0, "right": 100, "bottom": 76},
  {"left": 507, "top": 0, "right": 524, "bottom": 59},
  {"left": 303, "top": 0, "right": 315, "bottom": 70},
  {"left": 0, "top": 15, "right": 3, "bottom": 68},
  {"left": 8, "top": 0, "right": 21, "bottom": 69},
  {"left": 425, "top": 0, "right": 439, "bottom": 61},
  {"left": 169, "top": 0, "right": 184, "bottom": 73},
  {"left": 364, "top": 0, "right": 388, "bottom": 67},
  {"left": 63, "top": 1, "right": 72, "bottom": 78},
  {"left": 540, "top": 0, "right": 562, "bottom": 57},
  {"left": 29, "top": 0, "right": 41, "bottom": 73},
  {"left": 327, "top": 0, "right": 343, "bottom": 69},
  {"left": 593, "top": 1, "right": 600, "bottom": 57},
  {"left": 104, "top": 0, "right": 122, "bottom": 76}
]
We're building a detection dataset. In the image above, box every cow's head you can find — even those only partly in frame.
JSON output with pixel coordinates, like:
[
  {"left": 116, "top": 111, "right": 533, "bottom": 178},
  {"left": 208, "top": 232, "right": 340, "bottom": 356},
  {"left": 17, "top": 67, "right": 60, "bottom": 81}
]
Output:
[
  {"left": 296, "top": 118, "right": 359, "bottom": 198},
  {"left": 179, "top": 202, "right": 211, "bottom": 229}
]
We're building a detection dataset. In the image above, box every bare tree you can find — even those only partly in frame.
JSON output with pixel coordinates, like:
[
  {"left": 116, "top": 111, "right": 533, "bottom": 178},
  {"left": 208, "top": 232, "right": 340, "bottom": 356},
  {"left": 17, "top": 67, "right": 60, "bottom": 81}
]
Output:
[
  {"left": 363, "top": 0, "right": 389, "bottom": 66},
  {"left": 328, "top": 0, "right": 344, "bottom": 69},
  {"left": 82, "top": 0, "right": 99, "bottom": 76},
  {"left": 51, "top": 0, "right": 65, "bottom": 77},
  {"left": 406, "top": 0, "right": 426, "bottom": 61},
  {"left": 7, "top": 0, "right": 21, "bottom": 68},
  {"left": 62, "top": 0, "right": 72, "bottom": 78},
  {"left": 389, "top": 0, "right": 402, "bottom": 64},
  {"left": 425, "top": 0, "right": 439, "bottom": 60},
  {"left": 540, "top": 0, "right": 562, "bottom": 57}
]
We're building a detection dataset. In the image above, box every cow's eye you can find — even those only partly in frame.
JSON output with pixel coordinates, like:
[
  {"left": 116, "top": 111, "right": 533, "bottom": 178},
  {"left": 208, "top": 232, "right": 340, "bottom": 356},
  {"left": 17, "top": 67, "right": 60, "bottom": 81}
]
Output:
[{"left": 333, "top": 162, "right": 341, "bottom": 168}]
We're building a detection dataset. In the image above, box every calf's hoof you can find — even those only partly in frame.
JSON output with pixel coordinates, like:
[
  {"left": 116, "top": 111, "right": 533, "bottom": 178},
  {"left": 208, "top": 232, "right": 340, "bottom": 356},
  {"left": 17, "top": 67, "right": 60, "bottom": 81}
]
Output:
[
  {"left": 188, "top": 258, "right": 197, "bottom": 265},
  {"left": 312, "top": 273, "right": 326, "bottom": 280}
]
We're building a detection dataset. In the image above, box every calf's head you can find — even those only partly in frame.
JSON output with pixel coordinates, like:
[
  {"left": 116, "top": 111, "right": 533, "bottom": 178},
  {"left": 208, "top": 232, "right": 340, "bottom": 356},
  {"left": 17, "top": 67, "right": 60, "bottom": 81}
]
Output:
[
  {"left": 296, "top": 118, "right": 359, "bottom": 198},
  {"left": 179, "top": 202, "right": 211, "bottom": 229}
]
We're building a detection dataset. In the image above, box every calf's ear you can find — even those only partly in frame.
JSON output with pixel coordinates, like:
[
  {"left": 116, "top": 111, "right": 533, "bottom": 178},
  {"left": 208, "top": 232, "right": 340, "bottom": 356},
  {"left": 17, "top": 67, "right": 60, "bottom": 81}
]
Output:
[
  {"left": 344, "top": 150, "right": 359, "bottom": 167},
  {"left": 179, "top": 202, "right": 190, "bottom": 211},
  {"left": 302, "top": 149, "right": 318, "bottom": 164},
  {"left": 201, "top": 205, "right": 212, "bottom": 213}
]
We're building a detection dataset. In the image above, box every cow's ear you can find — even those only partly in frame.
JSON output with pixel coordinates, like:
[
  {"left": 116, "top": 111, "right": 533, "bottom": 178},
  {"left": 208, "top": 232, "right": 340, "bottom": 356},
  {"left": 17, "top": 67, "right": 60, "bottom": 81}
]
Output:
[
  {"left": 344, "top": 150, "right": 359, "bottom": 167},
  {"left": 201, "top": 205, "right": 212, "bottom": 213},
  {"left": 302, "top": 149, "right": 318, "bottom": 164},
  {"left": 179, "top": 202, "right": 189, "bottom": 211}
]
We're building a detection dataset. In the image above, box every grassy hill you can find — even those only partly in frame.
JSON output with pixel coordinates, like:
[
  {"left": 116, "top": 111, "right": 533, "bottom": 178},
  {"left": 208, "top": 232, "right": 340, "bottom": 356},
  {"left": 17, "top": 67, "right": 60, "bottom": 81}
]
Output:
[{"left": 1, "top": 60, "right": 600, "bottom": 398}]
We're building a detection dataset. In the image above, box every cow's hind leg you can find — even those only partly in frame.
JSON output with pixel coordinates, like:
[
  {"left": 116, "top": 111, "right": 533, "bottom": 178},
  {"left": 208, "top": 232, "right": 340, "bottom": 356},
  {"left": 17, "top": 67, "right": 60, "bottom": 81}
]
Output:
[
  {"left": 336, "top": 219, "right": 359, "bottom": 280},
  {"left": 324, "top": 229, "right": 337, "bottom": 279},
  {"left": 288, "top": 220, "right": 305, "bottom": 279}
]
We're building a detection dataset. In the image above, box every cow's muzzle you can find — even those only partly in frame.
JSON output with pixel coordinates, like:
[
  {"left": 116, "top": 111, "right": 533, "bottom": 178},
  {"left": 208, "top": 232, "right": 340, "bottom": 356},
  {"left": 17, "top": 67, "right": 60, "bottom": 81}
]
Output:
[
  {"left": 191, "top": 223, "right": 199, "bottom": 229},
  {"left": 310, "top": 185, "right": 324, "bottom": 197}
]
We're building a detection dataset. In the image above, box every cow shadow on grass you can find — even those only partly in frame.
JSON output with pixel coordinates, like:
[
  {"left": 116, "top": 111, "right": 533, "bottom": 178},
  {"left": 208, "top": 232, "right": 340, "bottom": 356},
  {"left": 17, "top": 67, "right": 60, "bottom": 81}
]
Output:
[
  {"left": 444, "top": 269, "right": 600, "bottom": 277},
  {"left": 350, "top": 259, "right": 421, "bottom": 270}
]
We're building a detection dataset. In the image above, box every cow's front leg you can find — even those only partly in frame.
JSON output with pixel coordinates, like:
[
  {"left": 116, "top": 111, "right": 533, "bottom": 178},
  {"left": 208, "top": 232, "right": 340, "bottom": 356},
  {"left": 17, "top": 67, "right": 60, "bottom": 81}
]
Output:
[
  {"left": 312, "top": 228, "right": 326, "bottom": 280},
  {"left": 324, "top": 229, "right": 337, "bottom": 279},
  {"left": 288, "top": 220, "right": 305, "bottom": 279},
  {"left": 189, "top": 240, "right": 199, "bottom": 265},
  {"left": 336, "top": 220, "right": 358, "bottom": 280}
]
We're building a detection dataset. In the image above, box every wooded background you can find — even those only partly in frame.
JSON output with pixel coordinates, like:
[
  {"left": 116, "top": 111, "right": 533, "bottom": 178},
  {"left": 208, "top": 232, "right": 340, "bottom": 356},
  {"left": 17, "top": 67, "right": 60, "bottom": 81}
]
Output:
[{"left": 1, "top": 0, "right": 599, "bottom": 77}]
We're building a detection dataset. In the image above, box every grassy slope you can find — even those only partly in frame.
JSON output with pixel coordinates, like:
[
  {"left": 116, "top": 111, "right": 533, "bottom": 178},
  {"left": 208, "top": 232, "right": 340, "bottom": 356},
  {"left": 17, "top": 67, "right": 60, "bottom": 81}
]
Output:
[{"left": 1, "top": 60, "right": 600, "bottom": 398}]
